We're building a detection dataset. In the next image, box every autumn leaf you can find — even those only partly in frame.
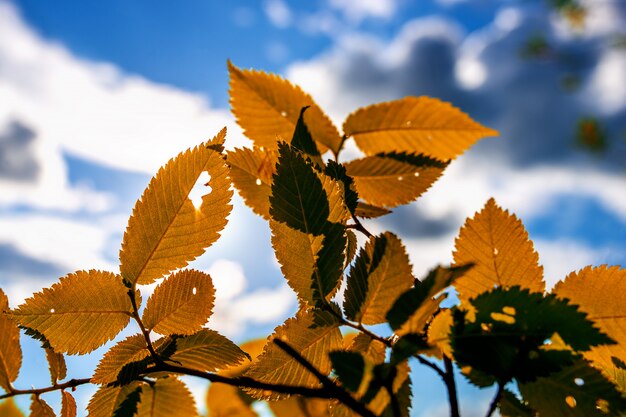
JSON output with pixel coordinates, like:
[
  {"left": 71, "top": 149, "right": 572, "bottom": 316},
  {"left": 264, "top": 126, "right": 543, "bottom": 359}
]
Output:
[
  {"left": 11, "top": 270, "right": 135, "bottom": 355},
  {"left": 345, "top": 152, "right": 448, "bottom": 208},
  {"left": 120, "top": 129, "right": 233, "bottom": 286},
  {"left": 426, "top": 309, "right": 454, "bottom": 359},
  {"left": 270, "top": 397, "right": 331, "bottom": 417},
  {"left": 291, "top": 106, "right": 324, "bottom": 168},
  {"left": 30, "top": 396, "right": 55, "bottom": 417},
  {"left": 0, "top": 289, "right": 21, "bottom": 392},
  {"left": 61, "top": 391, "right": 77, "bottom": 417},
  {"left": 344, "top": 96, "right": 498, "bottom": 160},
  {"left": 453, "top": 198, "right": 544, "bottom": 302},
  {"left": 244, "top": 309, "right": 342, "bottom": 400},
  {"left": 553, "top": 265, "right": 626, "bottom": 382},
  {"left": 0, "top": 398, "right": 25, "bottom": 417},
  {"left": 228, "top": 61, "right": 342, "bottom": 154},
  {"left": 142, "top": 269, "right": 215, "bottom": 336},
  {"left": 88, "top": 382, "right": 143, "bottom": 417},
  {"left": 136, "top": 377, "right": 197, "bottom": 417},
  {"left": 207, "top": 383, "right": 258, "bottom": 417},
  {"left": 227, "top": 146, "right": 278, "bottom": 219},
  {"left": 45, "top": 348, "right": 66, "bottom": 384},
  {"left": 344, "top": 233, "right": 414, "bottom": 325},
  {"left": 354, "top": 202, "right": 392, "bottom": 219},
  {"left": 92, "top": 334, "right": 151, "bottom": 385}
]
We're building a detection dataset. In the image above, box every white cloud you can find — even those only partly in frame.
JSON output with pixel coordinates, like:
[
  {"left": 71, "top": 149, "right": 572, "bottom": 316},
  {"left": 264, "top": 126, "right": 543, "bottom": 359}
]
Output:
[
  {"left": 328, "top": 0, "right": 397, "bottom": 23},
  {"left": 263, "top": 0, "right": 292, "bottom": 28}
]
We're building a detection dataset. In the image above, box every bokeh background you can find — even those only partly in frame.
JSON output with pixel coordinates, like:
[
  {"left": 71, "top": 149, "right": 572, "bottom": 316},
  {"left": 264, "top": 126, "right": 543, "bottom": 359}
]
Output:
[{"left": 1, "top": 0, "right": 625, "bottom": 415}]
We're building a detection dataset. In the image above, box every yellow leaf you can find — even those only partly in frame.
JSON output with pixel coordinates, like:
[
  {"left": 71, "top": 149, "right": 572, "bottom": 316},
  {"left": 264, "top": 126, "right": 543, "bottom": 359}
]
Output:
[
  {"left": 344, "top": 233, "right": 414, "bottom": 325},
  {"left": 206, "top": 383, "right": 258, "bottom": 417},
  {"left": 120, "top": 129, "right": 233, "bottom": 286},
  {"left": 219, "top": 338, "right": 267, "bottom": 377},
  {"left": 137, "top": 377, "right": 197, "bottom": 417},
  {"left": 354, "top": 203, "right": 391, "bottom": 219},
  {"left": 142, "top": 269, "right": 215, "bottom": 336},
  {"left": 30, "top": 396, "right": 55, "bottom": 417},
  {"left": 553, "top": 265, "right": 626, "bottom": 381},
  {"left": 92, "top": 334, "right": 150, "bottom": 385},
  {"left": 45, "top": 348, "right": 66, "bottom": 384},
  {"left": 368, "top": 361, "right": 411, "bottom": 416},
  {"left": 270, "top": 397, "right": 331, "bottom": 417},
  {"left": 0, "top": 289, "right": 21, "bottom": 392},
  {"left": 11, "top": 270, "right": 135, "bottom": 355},
  {"left": 244, "top": 309, "right": 342, "bottom": 400},
  {"left": 345, "top": 153, "right": 448, "bottom": 208},
  {"left": 453, "top": 198, "right": 544, "bottom": 302},
  {"left": 0, "top": 398, "right": 25, "bottom": 417},
  {"left": 347, "top": 333, "right": 386, "bottom": 364},
  {"left": 61, "top": 391, "right": 77, "bottom": 417},
  {"left": 87, "top": 381, "right": 143, "bottom": 417},
  {"left": 227, "top": 147, "right": 278, "bottom": 219},
  {"left": 426, "top": 309, "right": 454, "bottom": 359},
  {"left": 164, "top": 329, "right": 249, "bottom": 373},
  {"left": 228, "top": 61, "right": 342, "bottom": 155},
  {"left": 344, "top": 96, "right": 498, "bottom": 160}
]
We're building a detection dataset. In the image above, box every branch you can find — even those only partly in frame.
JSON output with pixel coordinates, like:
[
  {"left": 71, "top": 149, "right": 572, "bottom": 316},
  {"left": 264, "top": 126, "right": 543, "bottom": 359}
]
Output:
[
  {"left": 485, "top": 382, "right": 504, "bottom": 417},
  {"left": 347, "top": 218, "right": 373, "bottom": 238},
  {"left": 443, "top": 356, "right": 461, "bottom": 417},
  {"left": 0, "top": 378, "right": 92, "bottom": 400},
  {"left": 127, "top": 289, "right": 162, "bottom": 365}
]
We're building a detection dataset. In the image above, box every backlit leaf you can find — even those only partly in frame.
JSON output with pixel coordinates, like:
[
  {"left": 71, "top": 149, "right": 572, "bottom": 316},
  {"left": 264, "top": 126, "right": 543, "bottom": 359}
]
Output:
[
  {"left": 228, "top": 61, "right": 342, "bottom": 154},
  {"left": 347, "top": 333, "right": 386, "bottom": 364},
  {"left": 426, "top": 309, "right": 454, "bottom": 359},
  {"left": 206, "top": 383, "right": 258, "bottom": 417},
  {"left": 45, "top": 347, "right": 66, "bottom": 384},
  {"left": 87, "top": 381, "right": 143, "bottom": 417},
  {"left": 137, "top": 377, "right": 197, "bottom": 417},
  {"left": 11, "top": 270, "right": 134, "bottom": 355},
  {"left": 553, "top": 265, "right": 626, "bottom": 381},
  {"left": 244, "top": 309, "right": 342, "bottom": 400},
  {"left": 330, "top": 351, "right": 366, "bottom": 392},
  {"left": 61, "top": 391, "right": 77, "bottom": 417},
  {"left": 324, "top": 161, "right": 359, "bottom": 216},
  {"left": 226, "top": 146, "right": 278, "bottom": 219},
  {"left": 520, "top": 359, "right": 626, "bottom": 416},
  {"left": 270, "top": 143, "right": 348, "bottom": 305},
  {"left": 344, "top": 96, "right": 498, "bottom": 160},
  {"left": 498, "top": 389, "right": 534, "bottom": 417},
  {"left": 291, "top": 106, "right": 324, "bottom": 168},
  {"left": 162, "top": 329, "right": 248, "bottom": 373},
  {"left": 30, "top": 396, "right": 55, "bottom": 417},
  {"left": 0, "top": 399, "right": 24, "bottom": 417},
  {"left": 354, "top": 202, "right": 392, "bottom": 219},
  {"left": 345, "top": 153, "right": 448, "bottom": 208},
  {"left": 387, "top": 265, "right": 471, "bottom": 336},
  {"left": 453, "top": 198, "right": 544, "bottom": 302},
  {"left": 120, "top": 129, "right": 233, "bottom": 286},
  {"left": 0, "top": 289, "right": 21, "bottom": 391},
  {"left": 142, "top": 269, "right": 215, "bottom": 336},
  {"left": 344, "top": 230, "right": 358, "bottom": 270},
  {"left": 92, "top": 334, "right": 151, "bottom": 385},
  {"left": 269, "top": 397, "right": 331, "bottom": 417},
  {"left": 344, "top": 233, "right": 414, "bottom": 325}
]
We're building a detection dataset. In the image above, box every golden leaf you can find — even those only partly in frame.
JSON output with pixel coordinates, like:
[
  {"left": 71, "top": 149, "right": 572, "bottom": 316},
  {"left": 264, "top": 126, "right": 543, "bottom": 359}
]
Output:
[
  {"left": 142, "top": 269, "right": 215, "bottom": 336},
  {"left": 227, "top": 147, "right": 278, "bottom": 219},
  {"left": 354, "top": 203, "right": 391, "bottom": 219},
  {"left": 426, "top": 309, "right": 454, "bottom": 359},
  {"left": 347, "top": 333, "right": 387, "bottom": 364},
  {"left": 164, "top": 329, "right": 249, "bottom": 373},
  {"left": 206, "top": 383, "right": 258, "bottom": 417},
  {"left": 0, "top": 398, "right": 25, "bottom": 417},
  {"left": 11, "top": 270, "right": 135, "bottom": 355},
  {"left": 453, "top": 198, "right": 544, "bottom": 302},
  {"left": 344, "top": 96, "right": 498, "bottom": 160},
  {"left": 0, "top": 289, "right": 21, "bottom": 391},
  {"left": 244, "top": 309, "right": 342, "bottom": 400},
  {"left": 120, "top": 129, "right": 233, "bottom": 286},
  {"left": 228, "top": 61, "right": 342, "bottom": 155},
  {"left": 92, "top": 334, "right": 150, "bottom": 385},
  {"left": 45, "top": 348, "right": 66, "bottom": 384},
  {"left": 345, "top": 153, "right": 448, "bottom": 208},
  {"left": 270, "top": 397, "right": 331, "bottom": 417},
  {"left": 344, "top": 233, "right": 414, "bottom": 325},
  {"left": 30, "top": 396, "right": 55, "bottom": 417},
  {"left": 61, "top": 391, "right": 77, "bottom": 417},
  {"left": 553, "top": 265, "right": 626, "bottom": 381},
  {"left": 137, "top": 377, "right": 197, "bottom": 417},
  {"left": 87, "top": 381, "right": 143, "bottom": 417}
]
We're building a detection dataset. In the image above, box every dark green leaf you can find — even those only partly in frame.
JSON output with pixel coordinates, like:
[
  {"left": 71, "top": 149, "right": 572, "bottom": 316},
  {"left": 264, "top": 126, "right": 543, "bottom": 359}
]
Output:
[
  {"left": 291, "top": 107, "right": 324, "bottom": 168},
  {"left": 390, "top": 334, "right": 429, "bottom": 365},
  {"left": 498, "top": 389, "right": 534, "bottom": 417},
  {"left": 330, "top": 351, "right": 366, "bottom": 392},
  {"left": 325, "top": 160, "right": 358, "bottom": 216}
]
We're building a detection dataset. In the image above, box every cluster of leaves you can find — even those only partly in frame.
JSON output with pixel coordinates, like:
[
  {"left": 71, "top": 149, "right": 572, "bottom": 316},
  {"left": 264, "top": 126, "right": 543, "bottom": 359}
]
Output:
[{"left": 0, "top": 61, "right": 625, "bottom": 417}]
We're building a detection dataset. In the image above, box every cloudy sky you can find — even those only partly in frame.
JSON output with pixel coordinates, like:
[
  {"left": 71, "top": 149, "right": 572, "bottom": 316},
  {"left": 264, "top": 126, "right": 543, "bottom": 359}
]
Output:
[{"left": 1, "top": 0, "right": 625, "bottom": 415}]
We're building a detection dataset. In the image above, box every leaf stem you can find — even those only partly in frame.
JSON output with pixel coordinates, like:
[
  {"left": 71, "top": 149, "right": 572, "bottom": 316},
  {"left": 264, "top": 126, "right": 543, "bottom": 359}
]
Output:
[
  {"left": 127, "top": 290, "right": 162, "bottom": 365},
  {"left": 443, "top": 356, "right": 461, "bottom": 417},
  {"left": 347, "top": 218, "right": 373, "bottom": 238},
  {"left": 0, "top": 378, "right": 92, "bottom": 400},
  {"left": 485, "top": 382, "right": 504, "bottom": 417}
]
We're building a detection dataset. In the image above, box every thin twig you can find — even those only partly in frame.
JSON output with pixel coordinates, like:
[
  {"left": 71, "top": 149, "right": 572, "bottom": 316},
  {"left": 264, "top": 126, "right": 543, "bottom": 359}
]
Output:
[
  {"left": 443, "top": 356, "right": 461, "bottom": 417},
  {"left": 0, "top": 379, "right": 92, "bottom": 400},
  {"left": 127, "top": 290, "right": 162, "bottom": 365},
  {"left": 347, "top": 218, "right": 373, "bottom": 238},
  {"left": 485, "top": 383, "right": 504, "bottom": 417}
]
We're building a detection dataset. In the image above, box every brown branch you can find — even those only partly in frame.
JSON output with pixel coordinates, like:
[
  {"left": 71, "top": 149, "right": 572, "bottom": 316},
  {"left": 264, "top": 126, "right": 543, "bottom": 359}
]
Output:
[
  {"left": 0, "top": 378, "right": 92, "bottom": 400},
  {"left": 485, "top": 382, "right": 504, "bottom": 417},
  {"left": 127, "top": 289, "right": 162, "bottom": 365},
  {"left": 443, "top": 356, "right": 461, "bottom": 417}
]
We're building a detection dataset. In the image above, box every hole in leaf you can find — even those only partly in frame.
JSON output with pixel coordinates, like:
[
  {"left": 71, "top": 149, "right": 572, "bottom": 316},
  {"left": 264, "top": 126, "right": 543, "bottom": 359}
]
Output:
[
  {"left": 50, "top": 308, "right": 55, "bottom": 313},
  {"left": 565, "top": 396, "right": 577, "bottom": 408},
  {"left": 405, "top": 121, "right": 412, "bottom": 126},
  {"left": 398, "top": 176, "right": 404, "bottom": 181},
  {"left": 596, "top": 399, "right": 609, "bottom": 413},
  {"left": 574, "top": 378, "right": 584, "bottom": 386},
  {"left": 502, "top": 306, "right": 516, "bottom": 316},
  {"left": 280, "top": 111, "right": 287, "bottom": 117},
  {"left": 256, "top": 178, "right": 262, "bottom": 186},
  {"left": 493, "top": 248, "right": 499, "bottom": 256},
  {"left": 481, "top": 323, "right": 492, "bottom": 332},
  {"left": 413, "top": 172, "right": 420, "bottom": 177},
  {"left": 192, "top": 287, "right": 197, "bottom": 295},
  {"left": 189, "top": 171, "right": 212, "bottom": 210}
]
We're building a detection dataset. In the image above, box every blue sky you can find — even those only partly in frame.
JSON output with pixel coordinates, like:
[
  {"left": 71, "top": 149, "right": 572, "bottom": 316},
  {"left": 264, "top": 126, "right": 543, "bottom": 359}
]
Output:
[{"left": 1, "top": 0, "right": 625, "bottom": 415}]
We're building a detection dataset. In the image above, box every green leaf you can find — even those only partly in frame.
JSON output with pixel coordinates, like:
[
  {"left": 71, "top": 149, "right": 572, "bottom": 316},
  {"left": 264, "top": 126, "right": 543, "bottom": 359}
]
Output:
[
  {"left": 142, "top": 269, "right": 215, "bottom": 336},
  {"left": 330, "top": 351, "right": 366, "bottom": 392},
  {"left": 520, "top": 359, "right": 626, "bottom": 416},
  {"left": 270, "top": 142, "right": 348, "bottom": 304},
  {"left": 291, "top": 106, "right": 324, "bottom": 168},
  {"left": 498, "top": 389, "right": 534, "bottom": 417},
  {"left": 386, "top": 265, "right": 471, "bottom": 335},
  {"left": 0, "top": 289, "right": 21, "bottom": 392},
  {"left": 161, "top": 329, "right": 249, "bottom": 373},
  {"left": 345, "top": 152, "right": 448, "bottom": 208},
  {"left": 451, "top": 286, "right": 613, "bottom": 384},
  {"left": 390, "top": 334, "right": 429, "bottom": 365},
  {"left": 137, "top": 377, "right": 197, "bottom": 417},
  {"left": 344, "top": 233, "right": 414, "bottom": 325}
]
